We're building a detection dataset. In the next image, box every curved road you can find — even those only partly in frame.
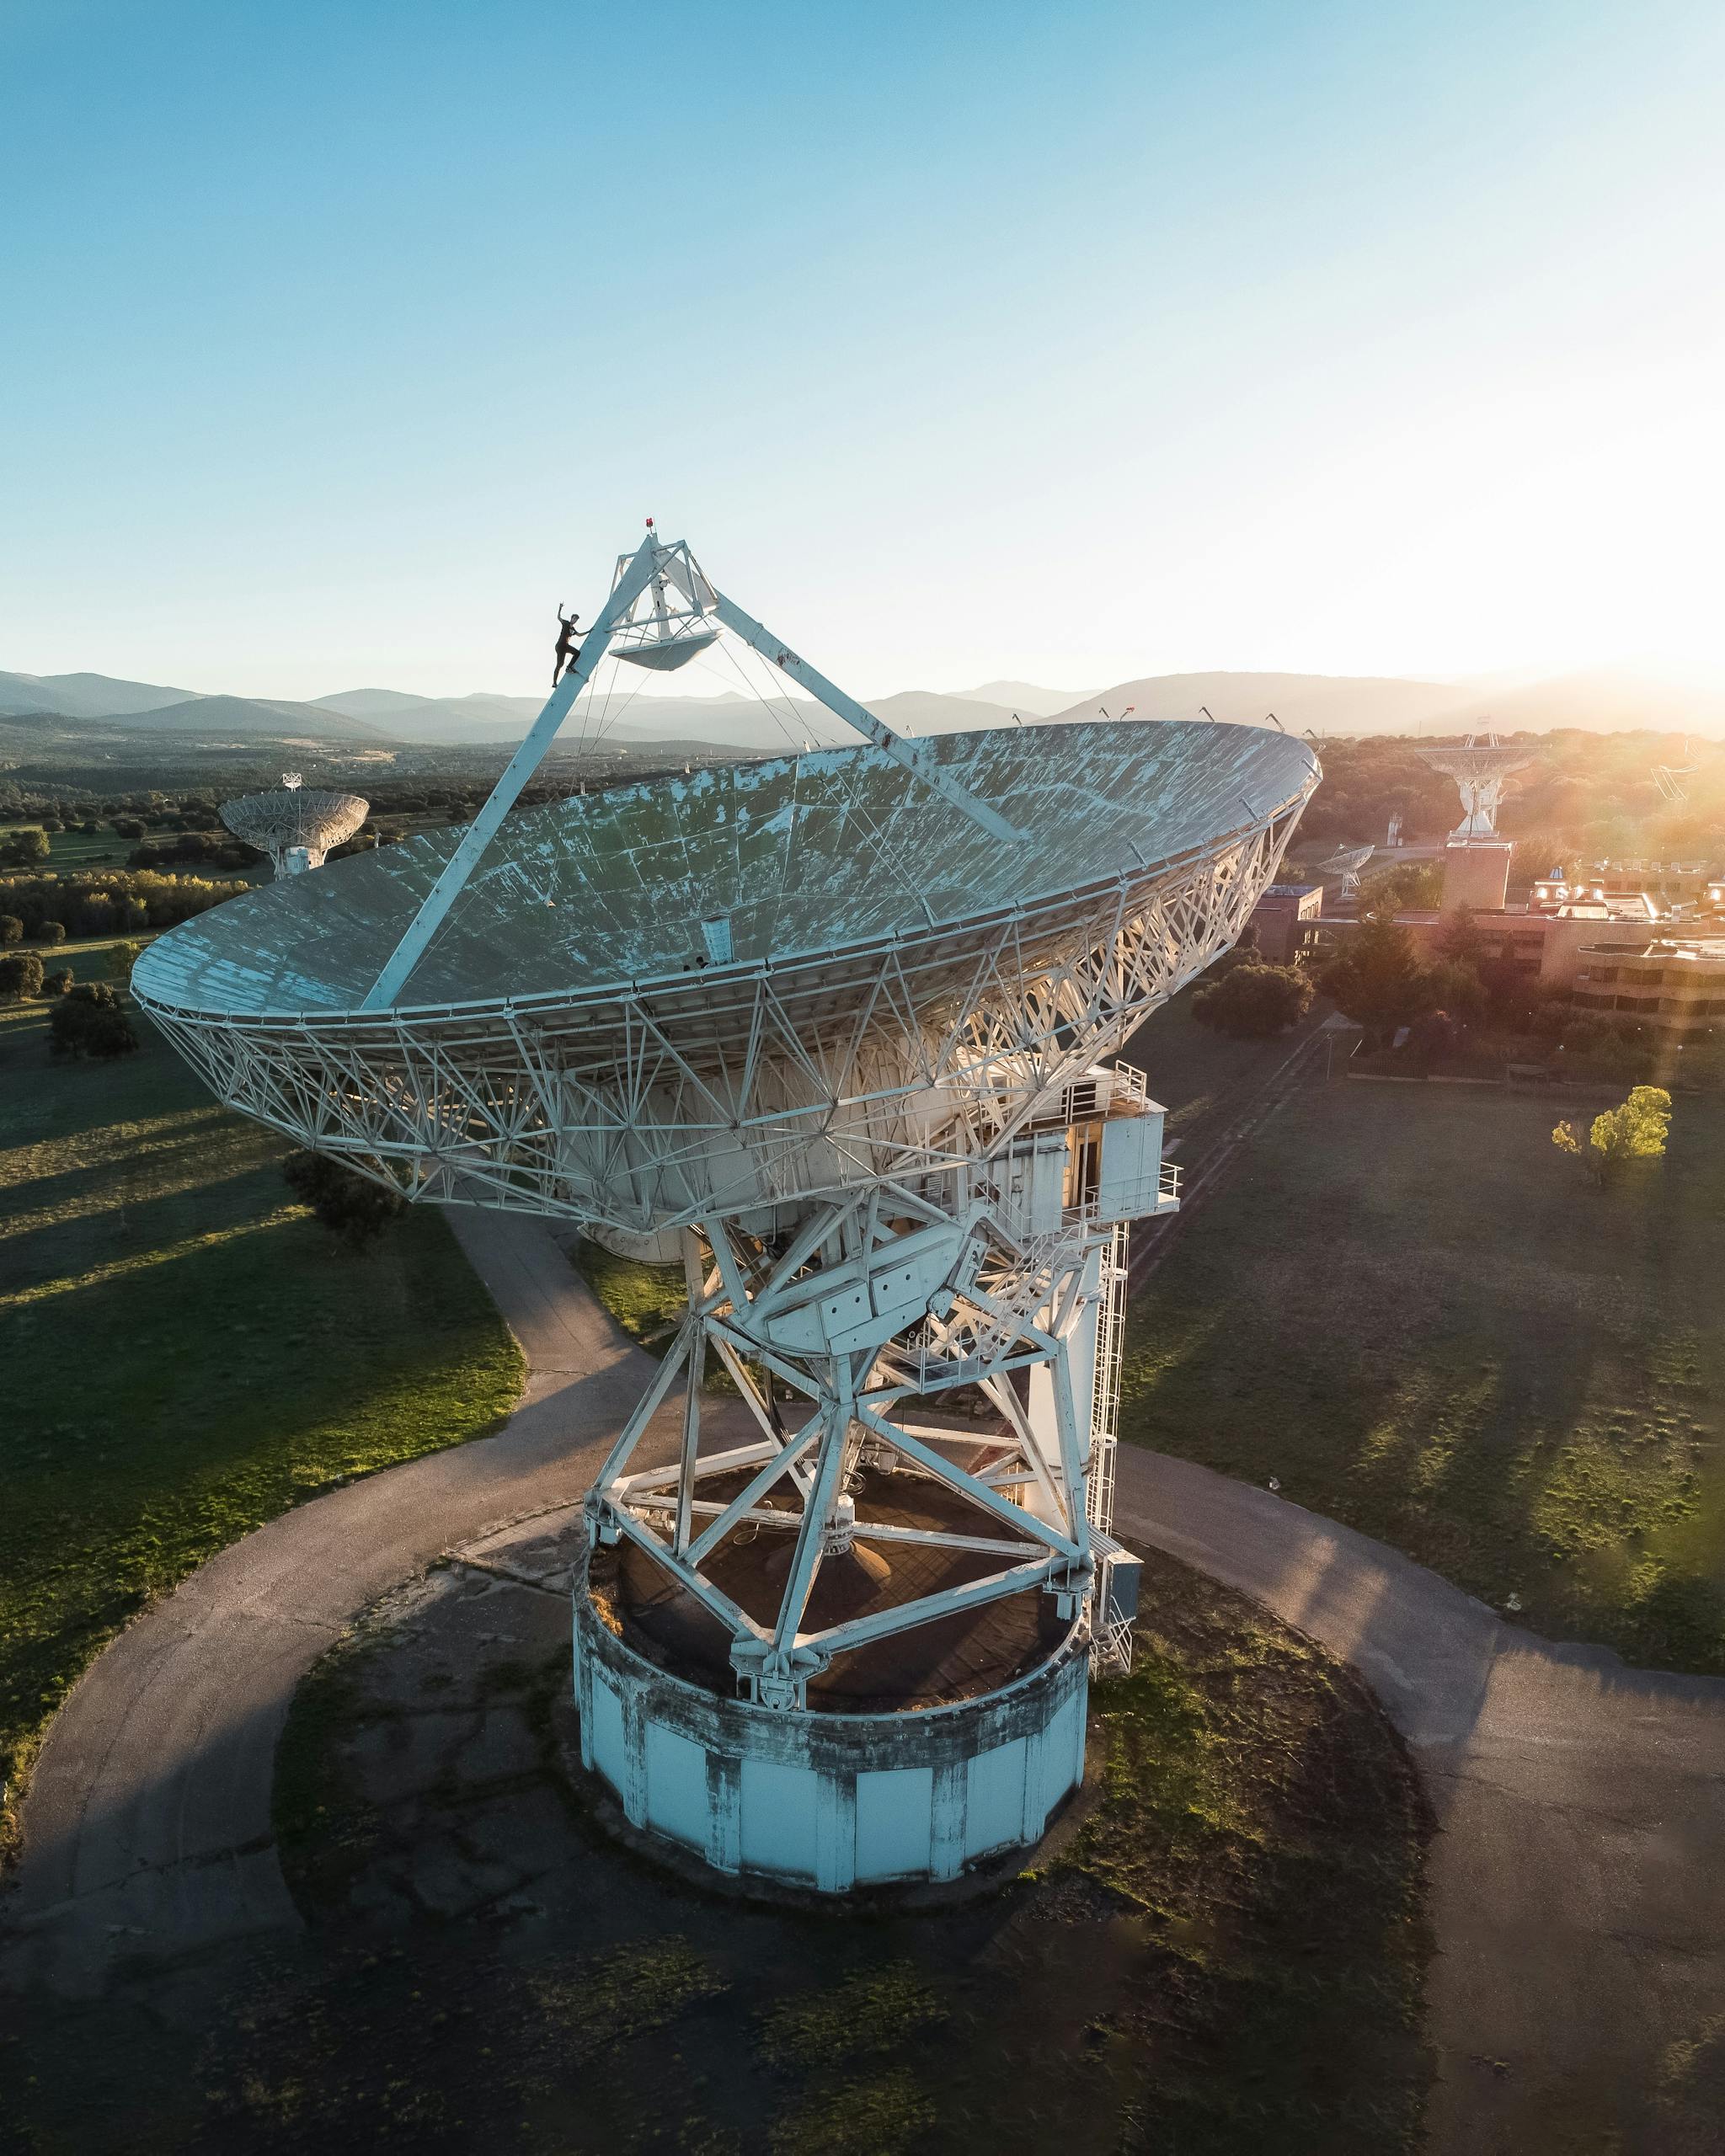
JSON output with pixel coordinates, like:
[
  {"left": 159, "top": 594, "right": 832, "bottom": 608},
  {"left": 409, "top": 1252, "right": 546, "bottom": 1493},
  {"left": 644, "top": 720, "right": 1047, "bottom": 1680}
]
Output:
[{"left": 5, "top": 1210, "right": 1723, "bottom": 2153}]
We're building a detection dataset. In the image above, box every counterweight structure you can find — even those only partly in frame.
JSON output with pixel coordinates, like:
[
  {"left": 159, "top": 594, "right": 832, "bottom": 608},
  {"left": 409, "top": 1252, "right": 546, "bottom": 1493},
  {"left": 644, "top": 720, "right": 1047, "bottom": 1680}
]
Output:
[
  {"left": 219, "top": 776, "right": 370, "bottom": 876},
  {"left": 136, "top": 530, "right": 1320, "bottom": 1890}
]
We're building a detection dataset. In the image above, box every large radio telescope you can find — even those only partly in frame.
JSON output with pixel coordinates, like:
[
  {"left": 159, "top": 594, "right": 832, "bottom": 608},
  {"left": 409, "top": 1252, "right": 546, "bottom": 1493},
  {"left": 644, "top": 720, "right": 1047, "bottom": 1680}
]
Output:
[
  {"left": 219, "top": 776, "right": 370, "bottom": 876},
  {"left": 1417, "top": 733, "right": 1530, "bottom": 841},
  {"left": 136, "top": 528, "right": 1320, "bottom": 1892}
]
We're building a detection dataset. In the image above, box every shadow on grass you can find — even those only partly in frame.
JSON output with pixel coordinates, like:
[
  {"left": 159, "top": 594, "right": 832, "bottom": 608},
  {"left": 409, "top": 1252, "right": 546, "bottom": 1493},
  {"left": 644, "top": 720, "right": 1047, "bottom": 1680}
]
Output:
[{"left": 1120, "top": 1084, "right": 1725, "bottom": 1673}]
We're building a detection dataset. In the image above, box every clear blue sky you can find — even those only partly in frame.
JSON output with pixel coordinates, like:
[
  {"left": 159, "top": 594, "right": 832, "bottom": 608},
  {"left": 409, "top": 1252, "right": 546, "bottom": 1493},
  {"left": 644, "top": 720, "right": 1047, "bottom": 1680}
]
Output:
[{"left": 3, "top": 0, "right": 1722, "bottom": 701}]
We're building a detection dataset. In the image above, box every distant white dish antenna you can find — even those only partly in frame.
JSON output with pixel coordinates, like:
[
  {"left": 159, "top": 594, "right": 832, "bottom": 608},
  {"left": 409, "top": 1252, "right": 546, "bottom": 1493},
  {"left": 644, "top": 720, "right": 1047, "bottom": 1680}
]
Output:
[
  {"left": 1655, "top": 742, "right": 1697, "bottom": 803},
  {"left": 1316, "top": 843, "right": 1374, "bottom": 897},
  {"left": 220, "top": 784, "right": 368, "bottom": 877},
  {"left": 1417, "top": 730, "right": 1532, "bottom": 841}
]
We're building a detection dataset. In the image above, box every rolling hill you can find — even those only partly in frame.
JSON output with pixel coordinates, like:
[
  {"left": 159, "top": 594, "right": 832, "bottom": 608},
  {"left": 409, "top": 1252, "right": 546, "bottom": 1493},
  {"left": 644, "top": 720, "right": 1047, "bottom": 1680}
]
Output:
[
  {"left": 1039, "top": 671, "right": 1467, "bottom": 739},
  {"left": 111, "top": 695, "right": 396, "bottom": 743},
  {"left": 0, "top": 669, "right": 202, "bottom": 719}
]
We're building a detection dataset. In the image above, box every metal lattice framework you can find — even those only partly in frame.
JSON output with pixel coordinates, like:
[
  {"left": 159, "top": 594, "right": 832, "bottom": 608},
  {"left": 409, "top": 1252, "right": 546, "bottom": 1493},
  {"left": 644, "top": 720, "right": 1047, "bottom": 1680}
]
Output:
[{"left": 219, "top": 777, "right": 370, "bottom": 876}]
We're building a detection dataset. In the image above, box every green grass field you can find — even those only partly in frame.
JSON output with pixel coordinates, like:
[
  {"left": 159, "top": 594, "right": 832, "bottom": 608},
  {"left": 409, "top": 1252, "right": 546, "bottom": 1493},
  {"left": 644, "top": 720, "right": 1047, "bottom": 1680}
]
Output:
[
  {"left": 0, "top": 947, "right": 523, "bottom": 1857},
  {"left": 1121, "top": 1082, "right": 1725, "bottom": 1673},
  {"left": 1121, "top": 983, "right": 1324, "bottom": 1152},
  {"left": 2, "top": 825, "right": 129, "bottom": 875}
]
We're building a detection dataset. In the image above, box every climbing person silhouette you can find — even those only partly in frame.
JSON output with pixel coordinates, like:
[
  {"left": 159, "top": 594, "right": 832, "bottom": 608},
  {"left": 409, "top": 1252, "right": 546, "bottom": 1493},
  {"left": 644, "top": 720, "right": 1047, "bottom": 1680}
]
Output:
[{"left": 553, "top": 606, "right": 581, "bottom": 687}]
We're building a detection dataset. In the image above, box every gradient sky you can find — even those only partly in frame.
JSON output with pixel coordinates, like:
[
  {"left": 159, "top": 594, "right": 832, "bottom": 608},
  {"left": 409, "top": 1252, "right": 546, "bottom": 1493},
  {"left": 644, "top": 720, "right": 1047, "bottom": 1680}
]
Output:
[{"left": 3, "top": 0, "right": 1722, "bottom": 702}]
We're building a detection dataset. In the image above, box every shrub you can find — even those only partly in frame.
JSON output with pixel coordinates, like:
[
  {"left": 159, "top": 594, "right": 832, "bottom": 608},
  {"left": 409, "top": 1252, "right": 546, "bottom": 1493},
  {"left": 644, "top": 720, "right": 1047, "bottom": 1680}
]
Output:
[
  {"left": 0, "top": 828, "right": 50, "bottom": 868},
  {"left": 106, "top": 938, "right": 143, "bottom": 983},
  {"left": 1191, "top": 961, "right": 1315, "bottom": 1039},
  {"left": 48, "top": 981, "right": 139, "bottom": 1060},
  {"left": 40, "top": 968, "right": 72, "bottom": 996},
  {"left": 0, "top": 951, "right": 45, "bottom": 1002},
  {"left": 1553, "top": 1085, "right": 1671, "bottom": 1186},
  {"left": 282, "top": 1150, "right": 407, "bottom": 1250}
]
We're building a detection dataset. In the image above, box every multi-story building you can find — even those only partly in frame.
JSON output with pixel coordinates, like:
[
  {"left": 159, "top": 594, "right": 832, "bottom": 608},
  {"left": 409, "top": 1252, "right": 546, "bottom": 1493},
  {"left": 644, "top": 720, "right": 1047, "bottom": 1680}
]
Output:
[
  {"left": 1570, "top": 937, "right": 1725, "bottom": 1040},
  {"left": 1247, "top": 882, "right": 1324, "bottom": 963}
]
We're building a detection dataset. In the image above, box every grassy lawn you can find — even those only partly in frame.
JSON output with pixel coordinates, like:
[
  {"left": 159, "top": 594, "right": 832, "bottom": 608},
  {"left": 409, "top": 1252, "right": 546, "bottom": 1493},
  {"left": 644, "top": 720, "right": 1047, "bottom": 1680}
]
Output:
[
  {"left": 1121, "top": 983, "right": 1324, "bottom": 1152},
  {"left": 1121, "top": 1082, "right": 1725, "bottom": 1673},
  {"left": 0, "top": 953, "right": 523, "bottom": 1859},
  {"left": 573, "top": 1235, "right": 686, "bottom": 1353}
]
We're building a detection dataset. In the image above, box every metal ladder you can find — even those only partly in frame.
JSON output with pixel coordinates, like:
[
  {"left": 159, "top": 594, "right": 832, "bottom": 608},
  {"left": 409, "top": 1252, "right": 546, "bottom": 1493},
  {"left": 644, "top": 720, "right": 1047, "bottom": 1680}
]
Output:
[{"left": 1087, "top": 1221, "right": 1135, "bottom": 1673}]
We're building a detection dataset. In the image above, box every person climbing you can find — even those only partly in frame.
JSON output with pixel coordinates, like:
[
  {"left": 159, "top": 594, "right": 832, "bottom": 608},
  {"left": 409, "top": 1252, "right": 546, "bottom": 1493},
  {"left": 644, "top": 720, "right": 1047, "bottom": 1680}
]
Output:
[{"left": 553, "top": 605, "right": 582, "bottom": 687}]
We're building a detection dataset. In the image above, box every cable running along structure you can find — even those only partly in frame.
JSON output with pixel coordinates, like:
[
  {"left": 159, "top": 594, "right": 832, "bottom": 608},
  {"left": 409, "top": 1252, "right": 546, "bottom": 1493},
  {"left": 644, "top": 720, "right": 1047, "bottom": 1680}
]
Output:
[{"left": 134, "top": 526, "right": 1321, "bottom": 1891}]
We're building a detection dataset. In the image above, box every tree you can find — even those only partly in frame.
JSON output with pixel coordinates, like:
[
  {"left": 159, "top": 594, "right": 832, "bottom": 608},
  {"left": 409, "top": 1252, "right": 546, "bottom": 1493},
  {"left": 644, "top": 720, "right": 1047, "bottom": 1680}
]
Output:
[
  {"left": 1317, "top": 902, "right": 1437, "bottom": 1049},
  {"left": 1361, "top": 859, "right": 1445, "bottom": 909},
  {"left": 106, "top": 938, "right": 144, "bottom": 983},
  {"left": 1425, "top": 958, "right": 1487, "bottom": 1027},
  {"left": 48, "top": 980, "right": 138, "bottom": 1059},
  {"left": 1191, "top": 961, "right": 1315, "bottom": 1039},
  {"left": 0, "top": 951, "right": 45, "bottom": 1002},
  {"left": 40, "top": 968, "right": 72, "bottom": 995},
  {"left": 1553, "top": 1085, "right": 1671, "bottom": 1186},
  {"left": 0, "top": 825, "right": 50, "bottom": 868},
  {"left": 282, "top": 1150, "right": 407, "bottom": 1250},
  {"left": 0, "top": 914, "right": 20, "bottom": 944},
  {"left": 33, "top": 920, "right": 67, "bottom": 946},
  {"left": 1434, "top": 904, "right": 1488, "bottom": 967}
]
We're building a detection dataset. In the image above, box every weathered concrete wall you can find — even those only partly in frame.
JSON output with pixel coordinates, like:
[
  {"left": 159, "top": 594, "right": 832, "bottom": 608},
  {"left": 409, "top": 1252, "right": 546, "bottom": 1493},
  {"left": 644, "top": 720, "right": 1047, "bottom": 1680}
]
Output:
[{"left": 574, "top": 1585, "right": 1088, "bottom": 1892}]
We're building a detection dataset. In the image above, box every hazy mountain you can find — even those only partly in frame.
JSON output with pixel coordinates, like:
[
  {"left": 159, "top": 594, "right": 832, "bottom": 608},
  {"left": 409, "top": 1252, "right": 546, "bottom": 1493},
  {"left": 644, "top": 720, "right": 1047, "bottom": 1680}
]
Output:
[
  {"left": 112, "top": 695, "right": 396, "bottom": 743},
  {"left": 312, "top": 686, "right": 447, "bottom": 718},
  {"left": 1426, "top": 666, "right": 1725, "bottom": 740},
  {"left": 1039, "top": 671, "right": 1468, "bottom": 739},
  {"left": 0, "top": 668, "right": 203, "bottom": 719},
  {"left": 959, "top": 680, "right": 1094, "bottom": 717},
  {"left": 860, "top": 691, "right": 1013, "bottom": 734}
]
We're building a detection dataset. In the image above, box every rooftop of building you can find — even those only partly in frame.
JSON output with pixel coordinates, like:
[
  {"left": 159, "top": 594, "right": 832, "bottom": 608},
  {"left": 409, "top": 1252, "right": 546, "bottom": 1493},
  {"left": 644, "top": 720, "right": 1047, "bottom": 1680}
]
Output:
[{"left": 1577, "top": 935, "right": 1725, "bottom": 966}]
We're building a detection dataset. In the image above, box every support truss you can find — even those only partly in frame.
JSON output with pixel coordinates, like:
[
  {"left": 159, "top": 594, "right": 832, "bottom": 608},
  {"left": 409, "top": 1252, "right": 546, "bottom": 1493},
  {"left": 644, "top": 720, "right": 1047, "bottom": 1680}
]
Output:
[{"left": 587, "top": 1165, "right": 1137, "bottom": 1708}]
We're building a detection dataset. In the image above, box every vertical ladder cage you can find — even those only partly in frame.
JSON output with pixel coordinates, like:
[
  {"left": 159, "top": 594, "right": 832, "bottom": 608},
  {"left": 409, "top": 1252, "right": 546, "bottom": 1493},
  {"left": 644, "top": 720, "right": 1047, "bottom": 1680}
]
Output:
[{"left": 1087, "top": 1219, "right": 1135, "bottom": 1673}]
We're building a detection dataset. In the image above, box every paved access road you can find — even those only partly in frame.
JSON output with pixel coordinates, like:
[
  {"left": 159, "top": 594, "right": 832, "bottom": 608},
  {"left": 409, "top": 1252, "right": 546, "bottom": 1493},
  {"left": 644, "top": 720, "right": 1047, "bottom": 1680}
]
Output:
[
  {"left": 6, "top": 1209, "right": 1723, "bottom": 2153},
  {"left": 1114, "top": 1449, "right": 1725, "bottom": 2153}
]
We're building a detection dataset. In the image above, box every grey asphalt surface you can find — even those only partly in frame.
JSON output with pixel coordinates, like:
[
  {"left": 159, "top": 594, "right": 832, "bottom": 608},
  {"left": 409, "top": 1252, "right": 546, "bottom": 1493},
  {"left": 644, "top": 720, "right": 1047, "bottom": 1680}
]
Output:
[
  {"left": 1114, "top": 1449, "right": 1725, "bottom": 2153},
  {"left": 4, "top": 1208, "right": 1722, "bottom": 2153}
]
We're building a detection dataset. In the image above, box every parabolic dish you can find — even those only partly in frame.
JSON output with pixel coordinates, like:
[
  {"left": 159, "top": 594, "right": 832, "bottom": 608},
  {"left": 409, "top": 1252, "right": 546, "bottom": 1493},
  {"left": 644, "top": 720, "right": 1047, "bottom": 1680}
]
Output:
[
  {"left": 135, "top": 720, "right": 1317, "bottom": 1227},
  {"left": 142, "top": 723, "right": 1311, "bottom": 1018},
  {"left": 1415, "top": 745, "right": 1531, "bottom": 778},
  {"left": 218, "top": 787, "right": 371, "bottom": 857}
]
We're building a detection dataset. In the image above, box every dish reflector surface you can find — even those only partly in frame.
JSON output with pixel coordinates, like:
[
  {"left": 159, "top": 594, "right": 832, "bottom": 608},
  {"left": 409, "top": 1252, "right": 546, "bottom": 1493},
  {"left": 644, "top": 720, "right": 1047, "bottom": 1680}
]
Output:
[{"left": 136, "top": 722, "right": 1315, "bottom": 1022}]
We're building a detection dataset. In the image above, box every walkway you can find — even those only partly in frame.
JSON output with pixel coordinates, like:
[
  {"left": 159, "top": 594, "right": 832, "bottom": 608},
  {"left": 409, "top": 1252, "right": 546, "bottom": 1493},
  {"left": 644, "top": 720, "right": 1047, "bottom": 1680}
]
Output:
[
  {"left": 6, "top": 1210, "right": 1723, "bottom": 2152},
  {"left": 1113, "top": 1449, "right": 1725, "bottom": 2153}
]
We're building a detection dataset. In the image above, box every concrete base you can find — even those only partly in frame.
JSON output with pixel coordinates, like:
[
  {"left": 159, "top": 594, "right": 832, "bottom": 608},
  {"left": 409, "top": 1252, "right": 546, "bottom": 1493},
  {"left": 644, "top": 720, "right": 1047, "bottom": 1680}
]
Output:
[{"left": 574, "top": 1572, "right": 1088, "bottom": 1892}]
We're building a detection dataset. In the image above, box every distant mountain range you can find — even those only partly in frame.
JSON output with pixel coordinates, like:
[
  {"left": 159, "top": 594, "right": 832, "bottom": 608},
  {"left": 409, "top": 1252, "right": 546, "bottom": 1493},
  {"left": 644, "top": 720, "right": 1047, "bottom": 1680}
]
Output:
[{"left": 3, "top": 663, "right": 1719, "bottom": 754}]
